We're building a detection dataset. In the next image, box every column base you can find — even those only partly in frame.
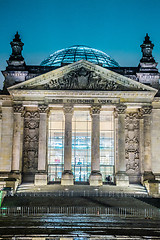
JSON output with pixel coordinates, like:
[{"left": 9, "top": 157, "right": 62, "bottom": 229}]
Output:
[
  {"left": 89, "top": 171, "right": 103, "bottom": 186},
  {"left": 10, "top": 171, "right": 22, "bottom": 183},
  {"left": 116, "top": 172, "right": 129, "bottom": 187},
  {"left": 142, "top": 171, "right": 155, "bottom": 182},
  {"left": 154, "top": 174, "right": 160, "bottom": 181},
  {"left": 61, "top": 170, "right": 74, "bottom": 186},
  {"left": 34, "top": 172, "right": 47, "bottom": 186},
  {"left": 143, "top": 179, "right": 159, "bottom": 196}
]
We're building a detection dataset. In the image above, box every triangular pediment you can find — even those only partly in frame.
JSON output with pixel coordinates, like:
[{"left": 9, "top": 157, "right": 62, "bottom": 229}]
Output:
[{"left": 8, "top": 60, "right": 157, "bottom": 93}]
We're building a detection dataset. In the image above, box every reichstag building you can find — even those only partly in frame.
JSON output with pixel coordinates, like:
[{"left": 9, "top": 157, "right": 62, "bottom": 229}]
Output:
[{"left": 0, "top": 32, "right": 160, "bottom": 188}]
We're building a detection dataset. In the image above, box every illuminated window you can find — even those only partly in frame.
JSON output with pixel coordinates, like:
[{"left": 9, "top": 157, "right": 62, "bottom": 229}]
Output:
[
  {"left": 100, "top": 111, "right": 114, "bottom": 182},
  {"left": 48, "top": 109, "right": 115, "bottom": 183},
  {"left": 72, "top": 111, "right": 91, "bottom": 181},
  {"left": 48, "top": 110, "right": 64, "bottom": 182}
]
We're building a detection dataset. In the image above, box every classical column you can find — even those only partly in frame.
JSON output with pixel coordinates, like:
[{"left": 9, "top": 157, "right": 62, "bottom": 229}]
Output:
[
  {"left": 89, "top": 105, "right": 102, "bottom": 186},
  {"left": 140, "top": 106, "right": 154, "bottom": 181},
  {"left": 115, "top": 104, "right": 129, "bottom": 186},
  {"left": 61, "top": 105, "right": 74, "bottom": 185},
  {"left": 35, "top": 105, "right": 48, "bottom": 186},
  {"left": 12, "top": 104, "right": 24, "bottom": 173}
]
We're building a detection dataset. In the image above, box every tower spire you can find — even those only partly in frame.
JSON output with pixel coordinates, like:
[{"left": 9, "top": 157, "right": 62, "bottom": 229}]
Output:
[
  {"left": 7, "top": 32, "right": 25, "bottom": 66},
  {"left": 137, "top": 34, "right": 159, "bottom": 89},
  {"left": 140, "top": 33, "right": 155, "bottom": 63}
]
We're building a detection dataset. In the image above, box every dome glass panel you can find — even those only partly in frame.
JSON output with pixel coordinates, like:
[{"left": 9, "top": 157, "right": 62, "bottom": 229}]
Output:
[{"left": 40, "top": 45, "right": 119, "bottom": 67}]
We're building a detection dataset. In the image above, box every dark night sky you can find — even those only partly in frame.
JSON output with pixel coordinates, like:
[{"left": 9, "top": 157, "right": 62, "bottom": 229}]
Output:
[{"left": 0, "top": 0, "right": 160, "bottom": 89}]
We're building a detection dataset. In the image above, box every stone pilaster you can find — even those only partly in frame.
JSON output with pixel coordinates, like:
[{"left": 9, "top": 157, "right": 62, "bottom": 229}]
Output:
[
  {"left": 23, "top": 110, "right": 39, "bottom": 183},
  {"left": 89, "top": 105, "right": 102, "bottom": 186},
  {"left": 140, "top": 106, "right": 154, "bottom": 181},
  {"left": 12, "top": 104, "right": 24, "bottom": 174},
  {"left": 35, "top": 105, "right": 49, "bottom": 186},
  {"left": 61, "top": 105, "right": 74, "bottom": 185},
  {"left": 115, "top": 104, "right": 129, "bottom": 186},
  {"left": 0, "top": 106, "right": 13, "bottom": 173}
]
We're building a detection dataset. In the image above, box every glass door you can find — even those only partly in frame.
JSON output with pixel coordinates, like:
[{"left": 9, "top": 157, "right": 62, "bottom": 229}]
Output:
[{"left": 72, "top": 111, "right": 91, "bottom": 182}]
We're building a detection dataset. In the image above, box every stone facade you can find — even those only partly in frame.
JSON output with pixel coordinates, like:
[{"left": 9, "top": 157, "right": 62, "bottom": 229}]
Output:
[{"left": 0, "top": 33, "right": 160, "bottom": 188}]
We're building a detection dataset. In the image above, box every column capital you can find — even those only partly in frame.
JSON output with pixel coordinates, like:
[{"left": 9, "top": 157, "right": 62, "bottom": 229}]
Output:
[
  {"left": 13, "top": 104, "right": 24, "bottom": 114},
  {"left": 63, "top": 104, "right": 74, "bottom": 115},
  {"left": 90, "top": 105, "right": 101, "bottom": 116},
  {"left": 139, "top": 105, "right": 152, "bottom": 116},
  {"left": 114, "top": 104, "right": 127, "bottom": 117},
  {"left": 38, "top": 104, "right": 49, "bottom": 114}
]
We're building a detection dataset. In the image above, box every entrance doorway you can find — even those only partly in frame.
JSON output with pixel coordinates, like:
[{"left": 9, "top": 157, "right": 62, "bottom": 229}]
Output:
[{"left": 48, "top": 109, "right": 115, "bottom": 183}]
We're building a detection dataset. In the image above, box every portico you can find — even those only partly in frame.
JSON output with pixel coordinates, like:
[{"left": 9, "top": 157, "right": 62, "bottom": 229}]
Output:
[{"left": 3, "top": 60, "right": 156, "bottom": 187}]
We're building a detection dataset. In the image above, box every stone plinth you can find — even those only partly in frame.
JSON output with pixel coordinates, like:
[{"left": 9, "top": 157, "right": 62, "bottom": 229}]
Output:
[
  {"left": 34, "top": 173, "right": 47, "bottom": 186},
  {"left": 143, "top": 171, "right": 155, "bottom": 181},
  {"left": 89, "top": 171, "right": 102, "bottom": 186},
  {"left": 0, "top": 181, "right": 6, "bottom": 189},
  {"left": 61, "top": 170, "right": 74, "bottom": 186},
  {"left": 116, "top": 172, "right": 129, "bottom": 187},
  {"left": 144, "top": 180, "right": 159, "bottom": 196},
  {"left": 5, "top": 178, "right": 19, "bottom": 191}
]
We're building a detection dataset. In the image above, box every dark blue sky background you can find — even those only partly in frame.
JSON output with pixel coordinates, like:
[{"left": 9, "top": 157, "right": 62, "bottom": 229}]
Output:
[{"left": 0, "top": 0, "right": 160, "bottom": 89}]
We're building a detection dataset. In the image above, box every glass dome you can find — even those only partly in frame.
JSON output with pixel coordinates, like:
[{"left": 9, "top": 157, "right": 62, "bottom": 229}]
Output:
[{"left": 40, "top": 45, "right": 119, "bottom": 67}]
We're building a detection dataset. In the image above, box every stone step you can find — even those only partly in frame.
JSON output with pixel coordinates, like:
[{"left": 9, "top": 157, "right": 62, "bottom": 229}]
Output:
[{"left": 16, "top": 183, "right": 148, "bottom": 196}]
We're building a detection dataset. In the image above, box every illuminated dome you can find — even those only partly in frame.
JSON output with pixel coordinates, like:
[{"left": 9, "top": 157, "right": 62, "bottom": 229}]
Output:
[{"left": 40, "top": 45, "right": 119, "bottom": 67}]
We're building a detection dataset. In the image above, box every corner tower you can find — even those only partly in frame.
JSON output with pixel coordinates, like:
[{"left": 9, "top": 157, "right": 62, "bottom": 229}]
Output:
[
  {"left": 137, "top": 33, "right": 159, "bottom": 89},
  {"left": 8, "top": 31, "right": 25, "bottom": 66},
  {"left": 2, "top": 32, "right": 28, "bottom": 90}
]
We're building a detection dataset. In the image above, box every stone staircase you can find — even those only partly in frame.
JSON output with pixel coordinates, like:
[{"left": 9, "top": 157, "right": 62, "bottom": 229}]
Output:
[{"left": 15, "top": 183, "right": 148, "bottom": 197}]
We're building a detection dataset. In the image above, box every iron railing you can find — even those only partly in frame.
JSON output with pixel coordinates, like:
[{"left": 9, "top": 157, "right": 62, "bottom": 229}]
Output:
[{"left": 0, "top": 206, "right": 159, "bottom": 218}]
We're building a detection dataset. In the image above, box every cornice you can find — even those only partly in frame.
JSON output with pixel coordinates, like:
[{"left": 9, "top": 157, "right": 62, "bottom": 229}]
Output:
[
  {"left": 9, "top": 89, "right": 155, "bottom": 101},
  {"left": 0, "top": 95, "right": 12, "bottom": 100}
]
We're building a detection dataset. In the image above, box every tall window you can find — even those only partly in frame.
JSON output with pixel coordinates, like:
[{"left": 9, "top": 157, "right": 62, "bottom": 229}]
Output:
[
  {"left": 48, "top": 110, "right": 64, "bottom": 182},
  {"left": 48, "top": 109, "right": 115, "bottom": 183},
  {"left": 100, "top": 111, "right": 114, "bottom": 182},
  {"left": 72, "top": 111, "right": 91, "bottom": 181}
]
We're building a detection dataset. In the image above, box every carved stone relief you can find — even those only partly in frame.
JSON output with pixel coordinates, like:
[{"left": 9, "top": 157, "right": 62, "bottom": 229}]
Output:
[
  {"left": 23, "top": 111, "right": 39, "bottom": 173},
  {"left": 125, "top": 112, "right": 140, "bottom": 175},
  {"left": 38, "top": 104, "right": 49, "bottom": 113},
  {"left": 13, "top": 104, "right": 24, "bottom": 114},
  {"left": 19, "top": 66, "right": 147, "bottom": 91},
  {"left": 43, "top": 67, "right": 119, "bottom": 90},
  {"left": 140, "top": 105, "right": 152, "bottom": 115},
  {"left": 90, "top": 105, "right": 101, "bottom": 115},
  {"left": 63, "top": 105, "right": 74, "bottom": 115},
  {"left": 114, "top": 104, "right": 127, "bottom": 116}
]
